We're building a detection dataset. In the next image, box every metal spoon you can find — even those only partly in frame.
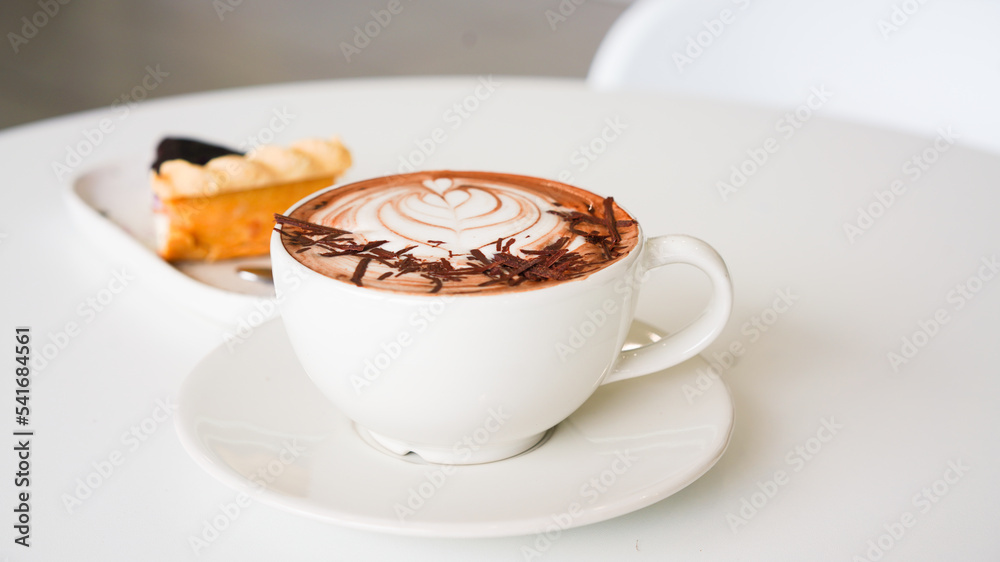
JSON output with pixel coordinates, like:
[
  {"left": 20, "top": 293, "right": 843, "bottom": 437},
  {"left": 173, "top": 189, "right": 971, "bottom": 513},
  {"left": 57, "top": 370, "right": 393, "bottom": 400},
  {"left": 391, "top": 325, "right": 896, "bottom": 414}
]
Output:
[{"left": 236, "top": 266, "right": 274, "bottom": 283}]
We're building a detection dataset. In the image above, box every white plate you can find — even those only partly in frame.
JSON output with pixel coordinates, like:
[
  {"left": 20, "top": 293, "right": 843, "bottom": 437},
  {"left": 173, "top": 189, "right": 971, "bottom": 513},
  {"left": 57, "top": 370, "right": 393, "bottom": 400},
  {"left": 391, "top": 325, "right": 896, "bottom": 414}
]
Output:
[
  {"left": 65, "top": 157, "right": 282, "bottom": 326},
  {"left": 175, "top": 317, "right": 734, "bottom": 538}
]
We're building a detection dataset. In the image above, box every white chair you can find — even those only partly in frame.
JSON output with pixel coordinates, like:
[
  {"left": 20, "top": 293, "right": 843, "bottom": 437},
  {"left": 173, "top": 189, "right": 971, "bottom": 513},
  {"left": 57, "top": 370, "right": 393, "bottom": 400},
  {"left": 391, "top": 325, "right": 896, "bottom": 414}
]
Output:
[{"left": 588, "top": 0, "right": 1000, "bottom": 154}]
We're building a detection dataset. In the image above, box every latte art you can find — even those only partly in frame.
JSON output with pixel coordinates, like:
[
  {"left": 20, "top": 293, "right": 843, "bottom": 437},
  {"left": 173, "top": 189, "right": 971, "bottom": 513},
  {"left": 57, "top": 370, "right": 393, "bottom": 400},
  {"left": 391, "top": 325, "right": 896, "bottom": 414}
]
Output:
[
  {"left": 278, "top": 171, "right": 639, "bottom": 294},
  {"left": 306, "top": 177, "right": 575, "bottom": 260}
]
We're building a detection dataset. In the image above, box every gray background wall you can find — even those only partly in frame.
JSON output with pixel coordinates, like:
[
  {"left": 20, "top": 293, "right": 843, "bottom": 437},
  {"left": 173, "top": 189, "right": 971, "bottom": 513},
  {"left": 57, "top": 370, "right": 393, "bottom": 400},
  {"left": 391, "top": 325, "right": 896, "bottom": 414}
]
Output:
[{"left": 0, "top": 0, "right": 630, "bottom": 131}]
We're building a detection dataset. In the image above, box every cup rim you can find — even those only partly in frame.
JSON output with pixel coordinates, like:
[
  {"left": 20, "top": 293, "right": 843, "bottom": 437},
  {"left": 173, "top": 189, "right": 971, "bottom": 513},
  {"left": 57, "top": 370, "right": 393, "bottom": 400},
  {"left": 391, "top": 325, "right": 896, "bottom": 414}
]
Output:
[{"left": 271, "top": 170, "right": 646, "bottom": 300}]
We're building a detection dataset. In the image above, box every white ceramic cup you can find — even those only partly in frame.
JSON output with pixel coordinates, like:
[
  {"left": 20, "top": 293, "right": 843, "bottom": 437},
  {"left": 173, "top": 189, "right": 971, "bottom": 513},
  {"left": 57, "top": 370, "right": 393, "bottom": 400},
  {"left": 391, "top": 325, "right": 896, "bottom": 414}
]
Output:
[{"left": 272, "top": 175, "right": 733, "bottom": 464}]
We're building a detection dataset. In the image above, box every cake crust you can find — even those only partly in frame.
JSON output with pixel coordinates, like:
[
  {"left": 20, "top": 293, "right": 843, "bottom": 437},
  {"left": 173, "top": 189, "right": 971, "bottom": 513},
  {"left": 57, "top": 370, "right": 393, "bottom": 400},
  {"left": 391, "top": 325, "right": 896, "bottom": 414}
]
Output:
[{"left": 151, "top": 137, "right": 351, "bottom": 199}]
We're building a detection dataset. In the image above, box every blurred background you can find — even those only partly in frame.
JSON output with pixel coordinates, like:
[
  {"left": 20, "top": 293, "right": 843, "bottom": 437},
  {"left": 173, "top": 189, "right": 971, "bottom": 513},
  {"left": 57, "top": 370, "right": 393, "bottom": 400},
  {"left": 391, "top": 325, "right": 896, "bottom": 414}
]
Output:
[
  {"left": 0, "top": 0, "right": 631, "bottom": 131},
  {"left": 3, "top": 0, "right": 999, "bottom": 152}
]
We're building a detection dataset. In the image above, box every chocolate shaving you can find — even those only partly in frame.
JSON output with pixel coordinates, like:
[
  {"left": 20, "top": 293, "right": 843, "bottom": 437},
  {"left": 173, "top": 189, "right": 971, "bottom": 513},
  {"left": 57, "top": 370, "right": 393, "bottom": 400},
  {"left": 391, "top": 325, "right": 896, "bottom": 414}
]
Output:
[
  {"left": 524, "top": 237, "right": 567, "bottom": 254},
  {"left": 541, "top": 248, "right": 569, "bottom": 269},
  {"left": 422, "top": 275, "right": 444, "bottom": 293},
  {"left": 604, "top": 197, "right": 620, "bottom": 244},
  {"left": 598, "top": 238, "right": 612, "bottom": 260},
  {"left": 274, "top": 214, "right": 351, "bottom": 237},
  {"left": 369, "top": 248, "right": 397, "bottom": 259},
  {"left": 469, "top": 248, "right": 490, "bottom": 264},
  {"left": 351, "top": 257, "right": 371, "bottom": 286}
]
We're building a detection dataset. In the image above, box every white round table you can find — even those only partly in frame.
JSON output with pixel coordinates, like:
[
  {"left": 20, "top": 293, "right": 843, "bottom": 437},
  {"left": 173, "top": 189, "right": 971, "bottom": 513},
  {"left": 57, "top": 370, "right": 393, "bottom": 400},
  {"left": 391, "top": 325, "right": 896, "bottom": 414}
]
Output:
[{"left": 1, "top": 77, "right": 997, "bottom": 560}]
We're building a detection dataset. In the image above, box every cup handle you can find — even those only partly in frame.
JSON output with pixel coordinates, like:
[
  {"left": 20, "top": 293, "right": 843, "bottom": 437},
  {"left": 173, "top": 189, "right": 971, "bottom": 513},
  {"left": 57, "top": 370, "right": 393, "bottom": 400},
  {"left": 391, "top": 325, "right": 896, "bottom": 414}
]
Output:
[{"left": 602, "top": 235, "right": 733, "bottom": 385}]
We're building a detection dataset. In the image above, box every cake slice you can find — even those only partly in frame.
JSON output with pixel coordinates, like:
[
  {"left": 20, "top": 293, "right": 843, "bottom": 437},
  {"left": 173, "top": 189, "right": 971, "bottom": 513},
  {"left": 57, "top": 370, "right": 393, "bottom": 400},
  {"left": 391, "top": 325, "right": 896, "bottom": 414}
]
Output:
[{"left": 150, "top": 137, "right": 351, "bottom": 261}]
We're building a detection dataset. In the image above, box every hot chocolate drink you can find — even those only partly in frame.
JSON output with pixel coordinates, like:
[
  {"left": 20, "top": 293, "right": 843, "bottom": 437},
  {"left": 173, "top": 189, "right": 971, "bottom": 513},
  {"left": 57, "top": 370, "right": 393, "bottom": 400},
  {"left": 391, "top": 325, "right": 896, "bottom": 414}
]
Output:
[
  {"left": 271, "top": 169, "right": 733, "bottom": 464},
  {"left": 276, "top": 171, "right": 640, "bottom": 294}
]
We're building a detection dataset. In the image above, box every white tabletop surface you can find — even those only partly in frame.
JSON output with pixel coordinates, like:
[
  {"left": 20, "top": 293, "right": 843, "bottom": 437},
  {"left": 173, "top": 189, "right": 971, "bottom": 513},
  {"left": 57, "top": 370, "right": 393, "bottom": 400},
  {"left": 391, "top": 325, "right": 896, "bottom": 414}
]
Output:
[{"left": 1, "top": 77, "right": 998, "bottom": 560}]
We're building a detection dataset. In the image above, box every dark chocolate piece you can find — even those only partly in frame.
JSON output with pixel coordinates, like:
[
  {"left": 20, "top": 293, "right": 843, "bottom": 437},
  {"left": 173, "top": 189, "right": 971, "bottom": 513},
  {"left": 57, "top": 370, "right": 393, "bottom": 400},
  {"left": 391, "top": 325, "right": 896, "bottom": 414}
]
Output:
[{"left": 152, "top": 137, "right": 244, "bottom": 173}]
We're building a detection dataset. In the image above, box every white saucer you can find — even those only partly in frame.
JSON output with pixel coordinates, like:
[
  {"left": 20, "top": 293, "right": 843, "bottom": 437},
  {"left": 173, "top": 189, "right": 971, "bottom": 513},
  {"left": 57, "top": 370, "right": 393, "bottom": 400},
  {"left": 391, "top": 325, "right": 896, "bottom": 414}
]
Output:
[{"left": 175, "top": 318, "right": 734, "bottom": 538}]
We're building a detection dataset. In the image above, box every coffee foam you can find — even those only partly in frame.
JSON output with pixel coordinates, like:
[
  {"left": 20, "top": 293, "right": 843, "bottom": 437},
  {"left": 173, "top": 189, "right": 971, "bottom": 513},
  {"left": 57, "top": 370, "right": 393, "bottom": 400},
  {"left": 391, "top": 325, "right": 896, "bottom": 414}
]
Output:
[{"left": 282, "top": 171, "right": 639, "bottom": 294}]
